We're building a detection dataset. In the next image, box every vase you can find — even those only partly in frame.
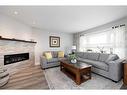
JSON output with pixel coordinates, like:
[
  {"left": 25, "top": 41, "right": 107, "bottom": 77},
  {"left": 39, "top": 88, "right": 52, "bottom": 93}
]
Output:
[{"left": 71, "top": 59, "right": 77, "bottom": 63}]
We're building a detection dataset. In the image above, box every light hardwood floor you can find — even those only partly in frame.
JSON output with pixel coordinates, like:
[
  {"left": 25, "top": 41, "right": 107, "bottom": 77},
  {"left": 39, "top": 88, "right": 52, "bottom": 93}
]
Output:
[{"left": 0, "top": 64, "right": 49, "bottom": 89}]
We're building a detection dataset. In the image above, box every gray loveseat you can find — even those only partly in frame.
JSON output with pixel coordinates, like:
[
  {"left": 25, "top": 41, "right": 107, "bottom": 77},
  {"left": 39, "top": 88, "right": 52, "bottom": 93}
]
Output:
[
  {"left": 40, "top": 51, "right": 66, "bottom": 69},
  {"left": 76, "top": 52, "right": 124, "bottom": 82}
]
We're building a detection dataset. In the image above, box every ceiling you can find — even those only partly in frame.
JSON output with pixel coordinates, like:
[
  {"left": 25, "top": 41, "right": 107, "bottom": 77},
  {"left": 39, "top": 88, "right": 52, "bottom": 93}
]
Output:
[{"left": 0, "top": 6, "right": 127, "bottom": 33}]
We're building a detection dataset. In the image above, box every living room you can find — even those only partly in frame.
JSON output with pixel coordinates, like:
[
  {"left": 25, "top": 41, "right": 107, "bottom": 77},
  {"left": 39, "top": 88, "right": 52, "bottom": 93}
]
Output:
[{"left": 0, "top": 3, "right": 127, "bottom": 94}]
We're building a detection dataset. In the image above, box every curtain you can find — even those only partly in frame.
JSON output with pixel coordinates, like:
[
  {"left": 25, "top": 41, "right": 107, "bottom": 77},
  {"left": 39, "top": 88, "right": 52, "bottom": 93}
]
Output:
[
  {"left": 79, "top": 29, "right": 112, "bottom": 53},
  {"left": 79, "top": 25, "right": 126, "bottom": 58},
  {"left": 73, "top": 33, "right": 80, "bottom": 51},
  {"left": 111, "top": 26, "right": 126, "bottom": 58}
]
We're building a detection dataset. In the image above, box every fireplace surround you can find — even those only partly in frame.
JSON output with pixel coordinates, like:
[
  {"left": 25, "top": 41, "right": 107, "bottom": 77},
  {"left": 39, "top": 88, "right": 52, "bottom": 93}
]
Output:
[{"left": 0, "top": 38, "right": 36, "bottom": 74}]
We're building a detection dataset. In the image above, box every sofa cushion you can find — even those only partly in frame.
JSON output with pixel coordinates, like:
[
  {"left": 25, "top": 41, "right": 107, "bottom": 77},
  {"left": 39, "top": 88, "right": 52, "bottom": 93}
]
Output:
[
  {"left": 87, "top": 53, "right": 100, "bottom": 61},
  {"left": 52, "top": 51, "right": 58, "bottom": 58},
  {"left": 98, "top": 53, "right": 109, "bottom": 62},
  {"left": 105, "top": 54, "right": 119, "bottom": 64},
  {"left": 58, "top": 57, "right": 66, "bottom": 61},
  {"left": 77, "top": 57, "right": 84, "bottom": 62},
  {"left": 75, "top": 52, "right": 84, "bottom": 58},
  {"left": 82, "top": 52, "right": 88, "bottom": 59},
  {"left": 47, "top": 58, "right": 58, "bottom": 63},
  {"left": 81, "top": 59, "right": 108, "bottom": 71}
]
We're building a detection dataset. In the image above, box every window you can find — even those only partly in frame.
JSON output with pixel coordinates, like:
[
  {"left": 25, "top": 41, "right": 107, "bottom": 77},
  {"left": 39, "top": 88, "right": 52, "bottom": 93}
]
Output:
[{"left": 79, "top": 26, "right": 126, "bottom": 58}]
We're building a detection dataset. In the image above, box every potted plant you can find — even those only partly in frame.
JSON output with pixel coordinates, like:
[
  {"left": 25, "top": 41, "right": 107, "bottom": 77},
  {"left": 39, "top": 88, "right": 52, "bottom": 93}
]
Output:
[{"left": 68, "top": 54, "right": 77, "bottom": 63}]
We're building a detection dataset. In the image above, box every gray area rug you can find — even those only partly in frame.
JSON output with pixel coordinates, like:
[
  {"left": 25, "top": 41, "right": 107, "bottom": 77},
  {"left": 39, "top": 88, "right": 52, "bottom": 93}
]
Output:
[
  {"left": 120, "top": 84, "right": 127, "bottom": 89},
  {"left": 44, "top": 67, "right": 123, "bottom": 89}
]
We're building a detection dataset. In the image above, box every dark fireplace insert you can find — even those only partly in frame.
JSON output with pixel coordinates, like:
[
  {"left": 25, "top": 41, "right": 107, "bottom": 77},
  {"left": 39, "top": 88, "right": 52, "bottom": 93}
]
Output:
[{"left": 4, "top": 53, "right": 29, "bottom": 65}]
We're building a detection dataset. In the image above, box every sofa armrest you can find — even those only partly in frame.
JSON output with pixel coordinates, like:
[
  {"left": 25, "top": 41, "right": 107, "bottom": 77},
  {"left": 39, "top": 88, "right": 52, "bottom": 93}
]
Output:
[
  {"left": 109, "top": 59, "right": 124, "bottom": 64},
  {"left": 40, "top": 56, "right": 47, "bottom": 68},
  {"left": 108, "top": 59, "right": 124, "bottom": 81}
]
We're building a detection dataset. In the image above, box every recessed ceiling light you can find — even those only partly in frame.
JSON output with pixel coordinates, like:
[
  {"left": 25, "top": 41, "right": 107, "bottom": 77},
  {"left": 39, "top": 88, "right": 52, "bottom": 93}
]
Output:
[{"left": 14, "top": 11, "right": 18, "bottom": 15}]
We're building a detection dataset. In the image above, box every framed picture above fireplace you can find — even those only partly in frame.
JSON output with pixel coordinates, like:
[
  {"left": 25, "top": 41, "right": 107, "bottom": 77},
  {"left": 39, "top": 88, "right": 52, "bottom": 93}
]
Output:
[{"left": 49, "top": 36, "right": 60, "bottom": 47}]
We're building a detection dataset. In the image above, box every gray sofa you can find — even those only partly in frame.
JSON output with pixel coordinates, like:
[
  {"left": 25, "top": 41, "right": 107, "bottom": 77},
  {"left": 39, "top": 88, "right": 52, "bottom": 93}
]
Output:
[
  {"left": 40, "top": 51, "right": 66, "bottom": 69},
  {"left": 75, "top": 52, "right": 124, "bottom": 82}
]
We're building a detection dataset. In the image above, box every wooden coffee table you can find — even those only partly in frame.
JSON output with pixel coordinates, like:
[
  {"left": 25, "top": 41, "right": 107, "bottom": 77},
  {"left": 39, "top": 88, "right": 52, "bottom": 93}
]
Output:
[{"left": 60, "top": 60, "right": 92, "bottom": 85}]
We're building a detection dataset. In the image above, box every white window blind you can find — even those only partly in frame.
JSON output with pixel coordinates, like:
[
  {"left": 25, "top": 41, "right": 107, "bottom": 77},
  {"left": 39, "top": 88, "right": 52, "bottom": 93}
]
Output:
[{"left": 79, "top": 26, "right": 126, "bottom": 58}]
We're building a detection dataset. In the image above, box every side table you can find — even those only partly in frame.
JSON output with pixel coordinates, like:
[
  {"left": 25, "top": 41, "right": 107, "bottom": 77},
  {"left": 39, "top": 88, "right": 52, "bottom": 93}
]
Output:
[{"left": 123, "top": 60, "right": 127, "bottom": 85}]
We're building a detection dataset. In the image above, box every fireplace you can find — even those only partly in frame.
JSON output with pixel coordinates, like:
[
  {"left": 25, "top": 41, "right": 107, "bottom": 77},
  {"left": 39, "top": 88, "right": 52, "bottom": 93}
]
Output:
[{"left": 4, "top": 53, "right": 29, "bottom": 65}]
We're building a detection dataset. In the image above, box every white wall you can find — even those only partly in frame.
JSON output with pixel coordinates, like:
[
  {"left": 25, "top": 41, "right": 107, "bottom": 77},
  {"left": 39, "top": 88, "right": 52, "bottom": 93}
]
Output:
[
  {"left": 0, "top": 14, "right": 32, "bottom": 41},
  {"left": 31, "top": 28, "right": 73, "bottom": 65},
  {"left": 79, "top": 17, "right": 127, "bottom": 35},
  {"left": 74, "top": 16, "right": 127, "bottom": 57},
  {"left": 0, "top": 13, "right": 73, "bottom": 65}
]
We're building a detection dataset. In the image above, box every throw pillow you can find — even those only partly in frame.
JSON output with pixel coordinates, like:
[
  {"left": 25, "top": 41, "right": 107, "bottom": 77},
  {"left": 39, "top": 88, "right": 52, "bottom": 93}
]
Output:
[
  {"left": 58, "top": 51, "right": 64, "bottom": 58},
  {"left": 45, "top": 52, "right": 52, "bottom": 60},
  {"left": 105, "top": 54, "right": 119, "bottom": 64}
]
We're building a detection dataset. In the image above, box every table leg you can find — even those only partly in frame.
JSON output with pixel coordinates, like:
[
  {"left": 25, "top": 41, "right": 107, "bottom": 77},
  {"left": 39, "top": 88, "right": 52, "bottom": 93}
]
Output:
[
  {"left": 60, "top": 64, "right": 62, "bottom": 71},
  {"left": 89, "top": 72, "right": 91, "bottom": 79},
  {"left": 89, "top": 69, "right": 91, "bottom": 79},
  {"left": 76, "top": 72, "right": 81, "bottom": 85}
]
